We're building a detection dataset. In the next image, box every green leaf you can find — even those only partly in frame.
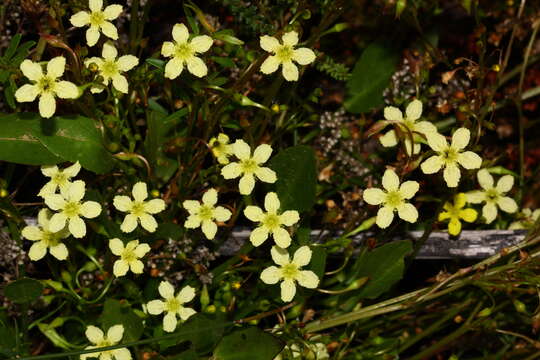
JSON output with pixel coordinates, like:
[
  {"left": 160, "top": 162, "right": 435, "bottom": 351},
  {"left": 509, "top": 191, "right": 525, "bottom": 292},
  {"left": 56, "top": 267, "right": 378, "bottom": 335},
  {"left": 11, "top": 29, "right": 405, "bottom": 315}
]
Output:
[
  {"left": 269, "top": 145, "right": 317, "bottom": 212},
  {"left": 3, "top": 34, "right": 21, "bottom": 60},
  {"left": 146, "top": 58, "right": 165, "bottom": 70},
  {"left": 344, "top": 40, "right": 400, "bottom": 113},
  {"left": 213, "top": 327, "right": 283, "bottom": 360},
  {"left": 347, "top": 240, "right": 412, "bottom": 299},
  {"left": 99, "top": 299, "right": 144, "bottom": 342},
  {"left": 4, "top": 278, "right": 43, "bottom": 304},
  {"left": 214, "top": 31, "right": 244, "bottom": 45},
  {"left": 0, "top": 113, "right": 114, "bottom": 173}
]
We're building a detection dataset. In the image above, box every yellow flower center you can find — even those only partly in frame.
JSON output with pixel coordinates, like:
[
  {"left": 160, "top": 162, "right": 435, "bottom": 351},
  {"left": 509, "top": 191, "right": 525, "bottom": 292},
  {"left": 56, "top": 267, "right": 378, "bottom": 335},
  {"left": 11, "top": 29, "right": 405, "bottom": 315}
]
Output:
[
  {"left": 276, "top": 45, "right": 294, "bottom": 62},
  {"left": 53, "top": 172, "right": 68, "bottom": 185},
  {"left": 63, "top": 201, "right": 81, "bottom": 217},
  {"left": 174, "top": 43, "right": 194, "bottom": 60},
  {"left": 485, "top": 189, "right": 499, "bottom": 203},
  {"left": 403, "top": 119, "right": 415, "bottom": 130},
  {"left": 262, "top": 213, "right": 281, "bottom": 231},
  {"left": 240, "top": 159, "right": 258, "bottom": 174},
  {"left": 96, "top": 339, "right": 113, "bottom": 355},
  {"left": 165, "top": 298, "right": 182, "bottom": 313},
  {"left": 212, "top": 143, "right": 228, "bottom": 157},
  {"left": 281, "top": 263, "right": 299, "bottom": 280},
  {"left": 37, "top": 76, "right": 56, "bottom": 93},
  {"left": 41, "top": 231, "right": 60, "bottom": 247},
  {"left": 130, "top": 202, "right": 146, "bottom": 216},
  {"left": 101, "top": 60, "right": 118, "bottom": 78},
  {"left": 198, "top": 205, "right": 214, "bottom": 221},
  {"left": 441, "top": 147, "right": 458, "bottom": 163},
  {"left": 89, "top": 11, "right": 105, "bottom": 26},
  {"left": 385, "top": 190, "right": 403, "bottom": 208},
  {"left": 121, "top": 248, "right": 137, "bottom": 262}
]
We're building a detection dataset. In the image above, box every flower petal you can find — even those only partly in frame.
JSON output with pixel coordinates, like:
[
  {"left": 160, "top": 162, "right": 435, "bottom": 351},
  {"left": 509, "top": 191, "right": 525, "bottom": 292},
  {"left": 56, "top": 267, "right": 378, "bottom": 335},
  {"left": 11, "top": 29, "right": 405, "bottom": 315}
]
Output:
[
  {"left": 134, "top": 243, "right": 150, "bottom": 257},
  {"left": 202, "top": 188, "right": 218, "bottom": 206},
  {"left": 363, "top": 188, "right": 385, "bottom": 205},
  {"left": 280, "top": 279, "right": 296, "bottom": 302},
  {"left": 477, "top": 169, "right": 494, "bottom": 190},
  {"left": 382, "top": 169, "right": 399, "bottom": 191},
  {"left": 264, "top": 192, "right": 280, "bottom": 213},
  {"left": 496, "top": 175, "right": 514, "bottom": 193},
  {"left": 254, "top": 167, "right": 277, "bottom": 183},
  {"left": 221, "top": 162, "right": 241, "bottom": 179},
  {"left": 28, "top": 242, "right": 47, "bottom": 261},
  {"left": 457, "top": 151, "right": 482, "bottom": 170},
  {"left": 68, "top": 216, "right": 86, "bottom": 238},
  {"left": 172, "top": 23, "right": 189, "bottom": 43},
  {"left": 22, "top": 226, "right": 42, "bottom": 241},
  {"left": 85, "top": 325, "right": 104, "bottom": 344},
  {"left": 282, "top": 31, "right": 299, "bottom": 46},
  {"left": 421, "top": 155, "right": 443, "bottom": 174},
  {"left": 47, "top": 57, "right": 66, "bottom": 79},
  {"left": 451, "top": 128, "right": 470, "bottom": 150},
  {"left": 249, "top": 226, "right": 269, "bottom": 246},
  {"left": 253, "top": 144, "right": 272, "bottom": 164},
  {"left": 414, "top": 121, "right": 437, "bottom": 135},
  {"left": 260, "top": 56, "right": 280, "bottom": 74},
  {"left": 117, "top": 55, "right": 139, "bottom": 72},
  {"left": 89, "top": 0, "right": 103, "bottom": 12},
  {"left": 132, "top": 182, "right": 148, "bottom": 201},
  {"left": 273, "top": 227, "right": 291, "bottom": 248},
  {"left": 244, "top": 206, "right": 264, "bottom": 222},
  {"left": 158, "top": 281, "right": 175, "bottom": 299},
  {"left": 426, "top": 132, "right": 447, "bottom": 152},
  {"left": 182, "top": 200, "right": 200, "bottom": 214},
  {"left": 397, "top": 203, "right": 418, "bottom": 223},
  {"left": 103, "top": 4, "right": 122, "bottom": 20},
  {"left": 120, "top": 214, "right": 138, "bottom": 233},
  {"left": 384, "top": 106, "right": 403, "bottom": 122},
  {"left": 405, "top": 99, "right": 422, "bottom": 121},
  {"left": 177, "top": 285, "right": 196, "bottom": 303},
  {"left": 466, "top": 190, "right": 485, "bottom": 204},
  {"left": 280, "top": 210, "right": 299, "bottom": 226},
  {"left": 178, "top": 307, "right": 196, "bottom": 321},
  {"left": 144, "top": 199, "right": 166, "bottom": 214},
  {"left": 233, "top": 140, "right": 251, "bottom": 160},
  {"left": 112, "top": 348, "right": 131, "bottom": 360},
  {"left": 184, "top": 214, "right": 201, "bottom": 228},
  {"left": 497, "top": 196, "right": 518, "bottom": 213},
  {"left": 111, "top": 74, "right": 128, "bottom": 93},
  {"left": 80, "top": 201, "right": 102, "bottom": 218},
  {"left": 70, "top": 11, "right": 90, "bottom": 27},
  {"left": 459, "top": 208, "right": 478, "bottom": 223},
  {"left": 260, "top": 35, "right": 280, "bottom": 52},
  {"left": 292, "top": 246, "right": 312, "bottom": 266},
  {"left": 270, "top": 245, "right": 290, "bottom": 266},
  {"left": 108, "top": 238, "right": 124, "bottom": 255},
  {"left": 15, "top": 84, "right": 39, "bottom": 102},
  {"left": 443, "top": 163, "right": 461, "bottom": 188},
  {"left": 379, "top": 130, "right": 398, "bottom": 147},
  {"left": 20, "top": 60, "right": 43, "bottom": 81},
  {"left": 238, "top": 174, "right": 255, "bottom": 195},
  {"left": 39, "top": 93, "right": 56, "bottom": 118},
  {"left": 49, "top": 213, "right": 67, "bottom": 233},
  {"left": 213, "top": 207, "right": 231, "bottom": 222},
  {"left": 163, "top": 313, "right": 177, "bottom": 332},
  {"left": 297, "top": 270, "right": 319, "bottom": 289},
  {"left": 448, "top": 217, "right": 462, "bottom": 235},
  {"left": 55, "top": 81, "right": 79, "bottom": 99},
  {"left": 139, "top": 213, "right": 158, "bottom": 232},
  {"left": 100, "top": 21, "right": 118, "bottom": 40},
  {"left": 114, "top": 196, "right": 132, "bottom": 212},
  {"left": 190, "top": 35, "right": 213, "bottom": 53},
  {"left": 399, "top": 181, "right": 419, "bottom": 199},
  {"left": 261, "top": 266, "right": 281, "bottom": 284},
  {"left": 113, "top": 260, "right": 129, "bottom": 276},
  {"left": 146, "top": 300, "right": 164, "bottom": 315},
  {"left": 282, "top": 61, "right": 299, "bottom": 81},
  {"left": 482, "top": 202, "right": 498, "bottom": 224},
  {"left": 86, "top": 26, "right": 100, "bottom": 47},
  {"left": 293, "top": 48, "right": 315, "bottom": 65},
  {"left": 164, "top": 57, "right": 184, "bottom": 79},
  {"left": 161, "top": 41, "right": 175, "bottom": 57},
  {"left": 376, "top": 206, "right": 394, "bottom": 228},
  {"left": 201, "top": 220, "right": 217, "bottom": 239},
  {"left": 49, "top": 243, "right": 68, "bottom": 260},
  {"left": 186, "top": 56, "right": 208, "bottom": 78}
]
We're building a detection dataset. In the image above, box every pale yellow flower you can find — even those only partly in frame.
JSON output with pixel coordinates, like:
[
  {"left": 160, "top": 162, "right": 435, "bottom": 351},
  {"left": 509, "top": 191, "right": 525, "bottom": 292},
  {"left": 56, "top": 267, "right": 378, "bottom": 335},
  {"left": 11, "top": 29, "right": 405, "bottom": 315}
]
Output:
[
  {"left": 146, "top": 281, "right": 197, "bottom": 332},
  {"left": 183, "top": 188, "right": 232, "bottom": 240},
  {"left": 15, "top": 57, "right": 79, "bottom": 118},
  {"left": 44, "top": 180, "right": 102, "bottom": 238},
  {"left": 80, "top": 324, "right": 131, "bottom": 360},
  {"left": 244, "top": 192, "right": 299, "bottom": 248},
  {"left": 113, "top": 182, "right": 166, "bottom": 233},
  {"left": 209, "top": 133, "right": 234, "bottom": 164},
  {"left": 379, "top": 99, "right": 437, "bottom": 155},
  {"left": 509, "top": 208, "right": 540, "bottom": 230},
  {"left": 38, "top": 161, "right": 81, "bottom": 197},
  {"left": 70, "top": 0, "right": 122, "bottom": 47},
  {"left": 85, "top": 42, "right": 139, "bottom": 94},
  {"left": 363, "top": 169, "right": 419, "bottom": 228},
  {"left": 108, "top": 239, "right": 150, "bottom": 277},
  {"left": 421, "top": 128, "right": 482, "bottom": 187},
  {"left": 21, "top": 209, "right": 70, "bottom": 261},
  {"left": 466, "top": 169, "right": 518, "bottom": 224},
  {"left": 438, "top": 193, "right": 478, "bottom": 235},
  {"left": 221, "top": 140, "right": 277, "bottom": 195},
  {"left": 261, "top": 246, "right": 319, "bottom": 302},
  {"left": 161, "top": 23, "right": 213, "bottom": 79},
  {"left": 260, "top": 31, "right": 316, "bottom": 81}
]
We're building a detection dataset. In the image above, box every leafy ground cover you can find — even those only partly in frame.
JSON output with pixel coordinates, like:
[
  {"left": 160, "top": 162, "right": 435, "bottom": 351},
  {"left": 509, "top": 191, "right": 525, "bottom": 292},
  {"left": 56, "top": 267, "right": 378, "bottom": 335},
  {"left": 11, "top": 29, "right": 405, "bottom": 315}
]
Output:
[{"left": 1, "top": 0, "right": 540, "bottom": 359}]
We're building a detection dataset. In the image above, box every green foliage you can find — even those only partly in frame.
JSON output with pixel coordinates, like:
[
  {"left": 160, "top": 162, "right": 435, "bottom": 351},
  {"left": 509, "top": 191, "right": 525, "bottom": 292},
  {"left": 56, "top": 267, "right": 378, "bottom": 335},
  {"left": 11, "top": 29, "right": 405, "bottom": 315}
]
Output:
[
  {"left": 3, "top": 278, "right": 43, "bottom": 304},
  {"left": 315, "top": 54, "right": 351, "bottom": 81},
  {"left": 215, "top": 0, "right": 273, "bottom": 35},
  {"left": 213, "top": 327, "right": 283, "bottom": 360},
  {"left": 99, "top": 299, "right": 144, "bottom": 342},
  {"left": 344, "top": 40, "right": 400, "bottom": 113}
]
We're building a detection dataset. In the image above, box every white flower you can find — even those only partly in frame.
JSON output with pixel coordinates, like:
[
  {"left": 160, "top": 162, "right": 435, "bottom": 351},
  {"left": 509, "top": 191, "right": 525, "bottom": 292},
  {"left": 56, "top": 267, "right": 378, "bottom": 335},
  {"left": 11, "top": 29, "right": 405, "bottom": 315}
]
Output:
[
  {"left": 70, "top": 0, "right": 122, "bottom": 47},
  {"left": 363, "top": 169, "right": 419, "bottom": 228},
  {"left": 209, "top": 133, "right": 234, "bottom": 164},
  {"left": 15, "top": 57, "right": 79, "bottom": 118},
  {"left": 466, "top": 169, "right": 518, "bottom": 224},
  {"left": 85, "top": 42, "right": 139, "bottom": 94},
  {"left": 146, "top": 281, "right": 197, "bottom": 332},
  {"left": 80, "top": 324, "right": 131, "bottom": 360},
  {"left": 161, "top": 23, "right": 213, "bottom": 79},
  {"left": 43, "top": 180, "right": 102, "bottom": 238},
  {"left": 244, "top": 192, "right": 299, "bottom": 248},
  {"left": 221, "top": 140, "right": 277, "bottom": 195},
  {"left": 108, "top": 239, "right": 150, "bottom": 277},
  {"left": 113, "top": 182, "right": 166, "bottom": 233},
  {"left": 421, "top": 128, "right": 482, "bottom": 187},
  {"left": 38, "top": 161, "right": 81, "bottom": 197},
  {"left": 379, "top": 99, "right": 437, "bottom": 155},
  {"left": 183, "top": 188, "right": 232, "bottom": 240},
  {"left": 260, "top": 31, "right": 316, "bottom": 81},
  {"left": 21, "top": 209, "right": 70, "bottom": 261},
  {"left": 260, "top": 246, "right": 319, "bottom": 302}
]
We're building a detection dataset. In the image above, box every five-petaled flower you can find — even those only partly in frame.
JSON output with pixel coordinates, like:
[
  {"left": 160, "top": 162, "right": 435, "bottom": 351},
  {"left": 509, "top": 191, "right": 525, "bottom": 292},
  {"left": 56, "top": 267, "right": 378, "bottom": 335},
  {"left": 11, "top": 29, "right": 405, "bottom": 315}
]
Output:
[
  {"left": 38, "top": 161, "right": 81, "bottom": 198},
  {"left": 113, "top": 182, "right": 166, "bottom": 233},
  {"left": 161, "top": 23, "right": 213, "bottom": 79},
  {"left": 70, "top": 0, "right": 122, "bottom": 47},
  {"left": 363, "top": 169, "right": 419, "bottom": 228},
  {"left": 85, "top": 42, "right": 139, "bottom": 94},
  {"left": 183, "top": 188, "right": 232, "bottom": 240},
  {"left": 108, "top": 239, "right": 150, "bottom": 277},
  {"left": 438, "top": 193, "right": 478, "bottom": 236},
  {"left": 421, "top": 128, "right": 482, "bottom": 187},
  {"left": 379, "top": 99, "right": 437, "bottom": 155},
  {"left": 80, "top": 324, "right": 131, "bottom": 360},
  {"left": 466, "top": 169, "right": 518, "bottom": 223},
  {"left": 44, "top": 180, "right": 102, "bottom": 238},
  {"left": 209, "top": 133, "right": 234, "bottom": 164},
  {"left": 147, "top": 281, "right": 197, "bottom": 332},
  {"left": 221, "top": 140, "right": 277, "bottom": 195},
  {"left": 15, "top": 57, "right": 79, "bottom": 118},
  {"left": 260, "top": 246, "right": 319, "bottom": 302},
  {"left": 260, "top": 31, "right": 316, "bottom": 81},
  {"left": 244, "top": 192, "right": 299, "bottom": 248},
  {"left": 21, "top": 209, "right": 70, "bottom": 261}
]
